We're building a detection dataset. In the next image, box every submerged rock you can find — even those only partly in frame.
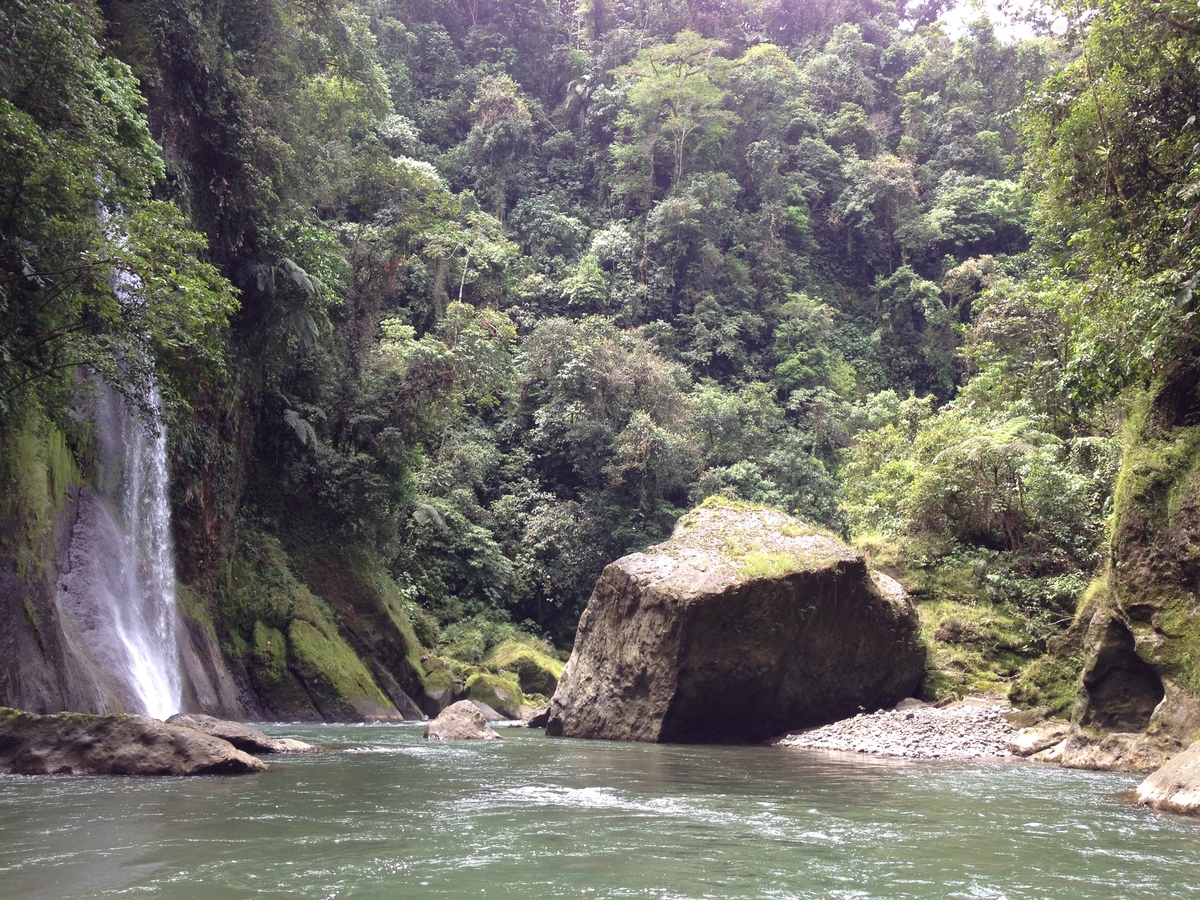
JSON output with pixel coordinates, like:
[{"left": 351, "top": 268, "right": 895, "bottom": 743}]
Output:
[
  {"left": 545, "top": 499, "right": 925, "bottom": 743},
  {"left": 0, "top": 707, "right": 266, "bottom": 775},
  {"left": 165, "top": 713, "right": 314, "bottom": 754},
  {"left": 423, "top": 700, "right": 502, "bottom": 741},
  {"left": 1137, "top": 740, "right": 1200, "bottom": 815}
]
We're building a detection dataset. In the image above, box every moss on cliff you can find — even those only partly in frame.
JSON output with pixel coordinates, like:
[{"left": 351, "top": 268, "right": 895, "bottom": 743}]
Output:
[
  {"left": 1159, "top": 598, "right": 1200, "bottom": 695},
  {"left": 486, "top": 640, "right": 564, "bottom": 696},
  {"left": 916, "top": 599, "right": 1034, "bottom": 700},
  {"left": 215, "top": 530, "right": 402, "bottom": 719},
  {"left": 288, "top": 619, "right": 392, "bottom": 717},
  {"left": 0, "top": 411, "right": 82, "bottom": 580},
  {"left": 247, "top": 620, "right": 313, "bottom": 713},
  {"left": 1071, "top": 371, "right": 1200, "bottom": 738}
]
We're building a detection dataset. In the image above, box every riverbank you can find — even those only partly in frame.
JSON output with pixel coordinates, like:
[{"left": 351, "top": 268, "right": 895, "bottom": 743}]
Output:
[{"left": 773, "top": 700, "right": 1017, "bottom": 760}]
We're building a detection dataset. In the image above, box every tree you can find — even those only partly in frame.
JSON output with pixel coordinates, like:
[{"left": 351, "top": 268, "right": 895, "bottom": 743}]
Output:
[
  {"left": 462, "top": 74, "right": 535, "bottom": 217},
  {"left": 1022, "top": 0, "right": 1200, "bottom": 404},
  {"left": 0, "top": 0, "right": 236, "bottom": 414},
  {"left": 610, "top": 30, "right": 738, "bottom": 205}
]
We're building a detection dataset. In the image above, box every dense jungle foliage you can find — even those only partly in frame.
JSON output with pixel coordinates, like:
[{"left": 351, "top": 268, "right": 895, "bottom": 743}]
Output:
[{"left": 2, "top": 0, "right": 1198, "bottom": 700}]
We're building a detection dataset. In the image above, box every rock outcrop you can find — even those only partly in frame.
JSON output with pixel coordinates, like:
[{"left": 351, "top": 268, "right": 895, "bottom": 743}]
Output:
[
  {"left": 165, "top": 713, "right": 315, "bottom": 753},
  {"left": 0, "top": 484, "right": 249, "bottom": 719},
  {"left": 485, "top": 641, "right": 564, "bottom": 697},
  {"left": 1137, "top": 740, "right": 1200, "bottom": 815},
  {"left": 0, "top": 708, "right": 266, "bottom": 775},
  {"left": 1070, "top": 367, "right": 1200, "bottom": 752},
  {"left": 423, "top": 700, "right": 502, "bottom": 741},
  {"left": 545, "top": 499, "right": 925, "bottom": 743}
]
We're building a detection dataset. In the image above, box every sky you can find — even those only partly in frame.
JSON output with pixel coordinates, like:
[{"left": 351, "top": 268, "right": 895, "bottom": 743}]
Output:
[{"left": 937, "top": 0, "right": 1065, "bottom": 41}]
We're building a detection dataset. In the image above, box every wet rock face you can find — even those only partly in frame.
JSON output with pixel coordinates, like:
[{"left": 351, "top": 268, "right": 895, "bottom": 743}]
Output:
[
  {"left": 545, "top": 501, "right": 925, "bottom": 744},
  {"left": 1077, "top": 619, "right": 1164, "bottom": 732},
  {"left": 0, "top": 708, "right": 266, "bottom": 775},
  {"left": 165, "top": 713, "right": 314, "bottom": 754}
]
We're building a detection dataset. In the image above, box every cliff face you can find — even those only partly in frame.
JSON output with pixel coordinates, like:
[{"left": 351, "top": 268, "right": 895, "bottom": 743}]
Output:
[
  {"left": 546, "top": 499, "right": 925, "bottom": 743},
  {"left": 0, "top": 482, "right": 246, "bottom": 719},
  {"left": 1074, "top": 364, "right": 1200, "bottom": 747}
]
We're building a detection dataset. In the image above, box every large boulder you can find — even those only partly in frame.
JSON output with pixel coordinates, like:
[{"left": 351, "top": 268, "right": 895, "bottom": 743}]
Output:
[
  {"left": 545, "top": 499, "right": 925, "bottom": 743},
  {"left": 1137, "top": 740, "right": 1200, "bottom": 815},
  {"left": 0, "top": 707, "right": 267, "bottom": 775},
  {"left": 423, "top": 700, "right": 502, "bottom": 741}
]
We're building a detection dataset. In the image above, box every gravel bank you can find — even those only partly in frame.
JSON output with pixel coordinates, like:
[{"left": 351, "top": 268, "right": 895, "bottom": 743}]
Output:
[{"left": 774, "top": 702, "right": 1018, "bottom": 760}]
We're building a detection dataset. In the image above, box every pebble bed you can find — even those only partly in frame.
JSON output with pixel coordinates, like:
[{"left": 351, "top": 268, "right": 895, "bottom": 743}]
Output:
[{"left": 775, "top": 703, "right": 1018, "bottom": 760}]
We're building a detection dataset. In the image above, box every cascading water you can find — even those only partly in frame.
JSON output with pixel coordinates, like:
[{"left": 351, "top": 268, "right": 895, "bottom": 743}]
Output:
[
  {"left": 50, "top": 202, "right": 183, "bottom": 719},
  {"left": 93, "top": 383, "right": 184, "bottom": 719},
  {"left": 55, "top": 382, "right": 184, "bottom": 720}
]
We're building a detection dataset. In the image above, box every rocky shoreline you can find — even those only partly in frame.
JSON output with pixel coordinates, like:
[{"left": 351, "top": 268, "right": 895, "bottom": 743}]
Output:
[{"left": 772, "top": 700, "right": 1018, "bottom": 761}]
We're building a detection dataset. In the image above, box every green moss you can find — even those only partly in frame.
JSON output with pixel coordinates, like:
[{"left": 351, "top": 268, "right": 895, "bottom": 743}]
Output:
[
  {"left": 420, "top": 655, "right": 457, "bottom": 693},
  {"left": 288, "top": 618, "right": 391, "bottom": 715},
  {"left": 0, "top": 412, "right": 83, "bottom": 579},
  {"left": 220, "top": 532, "right": 318, "bottom": 633},
  {"left": 465, "top": 671, "right": 524, "bottom": 715},
  {"left": 175, "top": 581, "right": 214, "bottom": 635},
  {"left": 1159, "top": 598, "right": 1200, "bottom": 695},
  {"left": 486, "top": 640, "right": 564, "bottom": 695},
  {"left": 251, "top": 621, "right": 289, "bottom": 682},
  {"left": 740, "top": 550, "right": 805, "bottom": 579},
  {"left": 246, "top": 620, "right": 312, "bottom": 713},
  {"left": 1110, "top": 388, "right": 1200, "bottom": 536},
  {"left": 1008, "top": 651, "right": 1082, "bottom": 716},
  {"left": 363, "top": 563, "right": 427, "bottom": 680},
  {"left": 917, "top": 599, "right": 1037, "bottom": 700}
]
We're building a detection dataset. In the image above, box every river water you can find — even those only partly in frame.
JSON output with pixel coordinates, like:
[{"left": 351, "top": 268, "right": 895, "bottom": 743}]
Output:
[{"left": 1, "top": 724, "right": 1197, "bottom": 899}]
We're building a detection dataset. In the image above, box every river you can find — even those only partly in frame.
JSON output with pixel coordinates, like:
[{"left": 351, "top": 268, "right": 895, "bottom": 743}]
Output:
[{"left": 1, "top": 723, "right": 1197, "bottom": 899}]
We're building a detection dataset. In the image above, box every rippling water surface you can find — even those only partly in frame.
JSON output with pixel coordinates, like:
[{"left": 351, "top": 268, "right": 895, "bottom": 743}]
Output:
[{"left": 1, "top": 723, "right": 1198, "bottom": 899}]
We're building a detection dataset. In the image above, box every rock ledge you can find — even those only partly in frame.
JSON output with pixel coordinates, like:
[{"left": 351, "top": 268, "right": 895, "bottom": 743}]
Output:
[{"left": 0, "top": 708, "right": 267, "bottom": 775}]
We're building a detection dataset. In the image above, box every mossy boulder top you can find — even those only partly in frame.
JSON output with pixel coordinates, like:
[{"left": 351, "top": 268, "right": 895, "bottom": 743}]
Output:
[
  {"left": 617, "top": 501, "right": 865, "bottom": 596},
  {"left": 545, "top": 500, "right": 925, "bottom": 743}
]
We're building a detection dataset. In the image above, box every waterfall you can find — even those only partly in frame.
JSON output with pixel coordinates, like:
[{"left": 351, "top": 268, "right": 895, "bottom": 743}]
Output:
[
  {"left": 60, "top": 382, "right": 184, "bottom": 720},
  {"left": 50, "top": 203, "right": 183, "bottom": 719},
  {"left": 99, "top": 384, "right": 184, "bottom": 718}
]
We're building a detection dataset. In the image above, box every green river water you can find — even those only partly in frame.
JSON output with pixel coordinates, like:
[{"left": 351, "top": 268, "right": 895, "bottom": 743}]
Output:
[{"left": 1, "top": 722, "right": 1198, "bottom": 899}]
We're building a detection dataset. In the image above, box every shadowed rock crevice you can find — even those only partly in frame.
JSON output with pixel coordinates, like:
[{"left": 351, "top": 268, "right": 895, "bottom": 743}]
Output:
[{"left": 1078, "top": 619, "right": 1164, "bottom": 732}]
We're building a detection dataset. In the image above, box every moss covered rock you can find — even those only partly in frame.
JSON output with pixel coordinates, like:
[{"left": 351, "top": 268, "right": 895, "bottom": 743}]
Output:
[
  {"left": 486, "top": 641, "right": 564, "bottom": 696},
  {"left": 288, "top": 619, "right": 394, "bottom": 719},
  {"left": 1073, "top": 370, "right": 1200, "bottom": 748},
  {"left": 546, "top": 498, "right": 925, "bottom": 743},
  {"left": 465, "top": 671, "right": 525, "bottom": 719}
]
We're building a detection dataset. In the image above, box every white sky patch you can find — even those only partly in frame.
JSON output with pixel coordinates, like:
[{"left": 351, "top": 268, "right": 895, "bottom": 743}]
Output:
[{"left": 937, "top": 0, "right": 1067, "bottom": 42}]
